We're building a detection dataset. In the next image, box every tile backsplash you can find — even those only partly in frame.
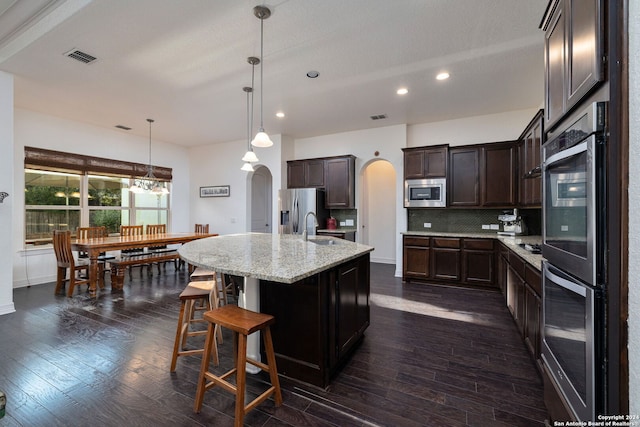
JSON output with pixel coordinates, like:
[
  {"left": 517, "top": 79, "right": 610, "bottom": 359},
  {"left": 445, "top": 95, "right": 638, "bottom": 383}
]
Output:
[
  {"left": 328, "top": 209, "right": 357, "bottom": 228},
  {"left": 408, "top": 208, "right": 541, "bottom": 235}
]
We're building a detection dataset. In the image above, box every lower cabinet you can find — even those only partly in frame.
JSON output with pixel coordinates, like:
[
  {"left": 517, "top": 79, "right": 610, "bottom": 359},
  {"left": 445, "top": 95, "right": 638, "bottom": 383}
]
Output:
[
  {"left": 504, "top": 248, "right": 542, "bottom": 369},
  {"left": 260, "top": 253, "right": 370, "bottom": 388},
  {"left": 402, "top": 235, "right": 496, "bottom": 288}
]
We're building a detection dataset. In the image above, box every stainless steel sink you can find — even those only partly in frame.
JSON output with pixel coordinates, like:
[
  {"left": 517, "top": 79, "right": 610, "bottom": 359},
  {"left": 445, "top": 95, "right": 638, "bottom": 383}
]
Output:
[{"left": 308, "top": 238, "right": 340, "bottom": 246}]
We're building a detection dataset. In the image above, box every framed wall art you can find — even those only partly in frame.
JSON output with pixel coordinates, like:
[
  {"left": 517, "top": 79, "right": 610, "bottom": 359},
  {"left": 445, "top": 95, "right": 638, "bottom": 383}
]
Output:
[{"left": 200, "top": 185, "right": 230, "bottom": 198}]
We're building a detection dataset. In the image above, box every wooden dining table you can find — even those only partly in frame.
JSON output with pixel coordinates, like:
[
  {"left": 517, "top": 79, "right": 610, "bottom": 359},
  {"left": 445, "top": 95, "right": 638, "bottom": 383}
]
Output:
[{"left": 72, "top": 232, "right": 218, "bottom": 295}]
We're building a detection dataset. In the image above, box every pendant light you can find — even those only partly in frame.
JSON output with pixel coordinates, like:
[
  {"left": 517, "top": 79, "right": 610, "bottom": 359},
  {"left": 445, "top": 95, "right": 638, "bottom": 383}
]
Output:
[
  {"left": 250, "top": 5, "right": 273, "bottom": 148},
  {"left": 241, "top": 57, "right": 260, "bottom": 170},
  {"left": 130, "top": 119, "right": 169, "bottom": 194}
]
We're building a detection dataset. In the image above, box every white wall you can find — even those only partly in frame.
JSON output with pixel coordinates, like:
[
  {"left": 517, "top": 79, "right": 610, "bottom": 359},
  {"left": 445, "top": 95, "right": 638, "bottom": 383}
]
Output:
[
  {"left": 408, "top": 108, "right": 540, "bottom": 147},
  {"left": 12, "top": 109, "right": 190, "bottom": 288},
  {"left": 627, "top": 0, "right": 639, "bottom": 415},
  {"left": 362, "top": 159, "right": 396, "bottom": 264},
  {"left": 0, "top": 71, "right": 15, "bottom": 314},
  {"left": 294, "top": 124, "right": 407, "bottom": 275},
  {"left": 188, "top": 134, "right": 286, "bottom": 236}
]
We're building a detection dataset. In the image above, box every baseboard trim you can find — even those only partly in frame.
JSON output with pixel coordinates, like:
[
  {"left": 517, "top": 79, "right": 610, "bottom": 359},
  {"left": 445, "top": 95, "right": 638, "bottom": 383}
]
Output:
[{"left": 0, "top": 302, "right": 16, "bottom": 315}]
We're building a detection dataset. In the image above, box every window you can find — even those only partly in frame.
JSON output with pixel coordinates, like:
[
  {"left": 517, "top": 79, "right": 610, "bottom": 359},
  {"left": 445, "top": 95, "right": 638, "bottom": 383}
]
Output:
[{"left": 24, "top": 147, "right": 172, "bottom": 246}]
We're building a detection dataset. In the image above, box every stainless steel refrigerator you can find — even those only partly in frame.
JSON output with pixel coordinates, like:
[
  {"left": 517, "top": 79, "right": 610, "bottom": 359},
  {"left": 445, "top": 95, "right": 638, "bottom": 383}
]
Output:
[{"left": 278, "top": 188, "right": 329, "bottom": 236}]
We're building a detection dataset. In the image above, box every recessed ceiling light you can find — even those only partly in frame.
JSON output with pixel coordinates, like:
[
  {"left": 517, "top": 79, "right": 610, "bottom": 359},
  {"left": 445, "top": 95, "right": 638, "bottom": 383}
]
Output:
[
  {"left": 396, "top": 88, "right": 408, "bottom": 95},
  {"left": 276, "top": 112, "right": 285, "bottom": 118},
  {"left": 306, "top": 70, "right": 319, "bottom": 78},
  {"left": 436, "top": 72, "right": 450, "bottom": 81}
]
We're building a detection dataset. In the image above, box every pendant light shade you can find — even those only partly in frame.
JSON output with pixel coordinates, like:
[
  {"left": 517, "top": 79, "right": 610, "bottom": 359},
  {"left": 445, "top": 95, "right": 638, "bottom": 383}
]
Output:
[
  {"left": 251, "top": 5, "right": 273, "bottom": 148},
  {"left": 242, "top": 150, "right": 259, "bottom": 162},
  {"left": 241, "top": 162, "right": 255, "bottom": 172}
]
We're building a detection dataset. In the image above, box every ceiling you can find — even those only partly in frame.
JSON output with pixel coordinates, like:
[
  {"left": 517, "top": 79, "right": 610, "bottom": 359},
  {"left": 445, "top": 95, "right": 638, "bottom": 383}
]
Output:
[{"left": 0, "top": 0, "right": 549, "bottom": 147}]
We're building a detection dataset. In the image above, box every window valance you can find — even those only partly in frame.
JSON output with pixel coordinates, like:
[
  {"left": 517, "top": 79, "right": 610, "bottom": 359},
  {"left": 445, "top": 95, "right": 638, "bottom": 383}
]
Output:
[{"left": 24, "top": 146, "right": 173, "bottom": 180}]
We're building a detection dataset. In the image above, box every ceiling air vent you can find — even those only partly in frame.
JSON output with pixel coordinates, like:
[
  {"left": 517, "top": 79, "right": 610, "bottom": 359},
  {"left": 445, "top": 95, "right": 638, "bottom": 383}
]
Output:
[
  {"left": 115, "top": 125, "right": 132, "bottom": 130},
  {"left": 370, "top": 114, "right": 387, "bottom": 121},
  {"left": 65, "top": 49, "right": 97, "bottom": 64}
]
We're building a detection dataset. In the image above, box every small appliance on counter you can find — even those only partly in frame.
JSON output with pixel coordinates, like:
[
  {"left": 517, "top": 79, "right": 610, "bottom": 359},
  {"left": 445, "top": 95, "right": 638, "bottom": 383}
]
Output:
[
  {"left": 326, "top": 217, "right": 337, "bottom": 230},
  {"left": 497, "top": 208, "right": 527, "bottom": 236}
]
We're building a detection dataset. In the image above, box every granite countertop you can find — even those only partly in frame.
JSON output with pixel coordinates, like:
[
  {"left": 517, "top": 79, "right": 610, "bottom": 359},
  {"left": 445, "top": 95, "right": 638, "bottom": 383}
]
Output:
[
  {"left": 178, "top": 232, "right": 374, "bottom": 284},
  {"left": 402, "top": 231, "right": 544, "bottom": 270}
]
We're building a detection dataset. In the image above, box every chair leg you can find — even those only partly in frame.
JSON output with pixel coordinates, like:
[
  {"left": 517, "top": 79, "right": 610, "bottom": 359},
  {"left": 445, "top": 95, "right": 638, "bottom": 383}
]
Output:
[
  {"left": 170, "top": 300, "right": 187, "bottom": 372},
  {"left": 66, "top": 272, "right": 76, "bottom": 298},
  {"left": 194, "top": 322, "right": 216, "bottom": 413},
  {"left": 55, "top": 267, "right": 66, "bottom": 294}
]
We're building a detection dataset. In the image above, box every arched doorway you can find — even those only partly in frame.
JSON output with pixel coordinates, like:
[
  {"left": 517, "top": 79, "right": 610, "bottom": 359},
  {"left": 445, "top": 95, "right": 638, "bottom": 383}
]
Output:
[
  {"left": 250, "top": 165, "right": 272, "bottom": 233},
  {"left": 361, "top": 159, "right": 396, "bottom": 264}
]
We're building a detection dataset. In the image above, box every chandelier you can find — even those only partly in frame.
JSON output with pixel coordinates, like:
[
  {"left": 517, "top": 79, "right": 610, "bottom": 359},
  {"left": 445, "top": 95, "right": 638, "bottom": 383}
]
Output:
[{"left": 129, "top": 118, "right": 170, "bottom": 195}]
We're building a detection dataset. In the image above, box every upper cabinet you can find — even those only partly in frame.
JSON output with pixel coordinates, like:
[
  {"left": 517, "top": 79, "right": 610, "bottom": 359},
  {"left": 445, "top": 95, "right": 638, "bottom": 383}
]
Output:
[
  {"left": 402, "top": 145, "right": 448, "bottom": 180},
  {"left": 325, "top": 156, "right": 355, "bottom": 208},
  {"left": 286, "top": 155, "right": 355, "bottom": 208},
  {"left": 448, "top": 142, "right": 518, "bottom": 208},
  {"left": 287, "top": 159, "right": 325, "bottom": 188},
  {"left": 542, "top": 0, "right": 604, "bottom": 130},
  {"left": 518, "top": 110, "right": 544, "bottom": 207}
]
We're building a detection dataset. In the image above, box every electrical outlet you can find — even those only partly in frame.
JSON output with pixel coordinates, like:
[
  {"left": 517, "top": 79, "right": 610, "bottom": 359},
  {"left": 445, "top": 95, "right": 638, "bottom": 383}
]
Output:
[
  {"left": 490, "top": 224, "right": 499, "bottom": 230},
  {"left": 345, "top": 219, "right": 354, "bottom": 226},
  {"left": 481, "top": 224, "right": 490, "bottom": 230},
  {"left": 340, "top": 221, "right": 346, "bottom": 226},
  {"left": 423, "top": 222, "right": 432, "bottom": 228},
  {"left": 561, "top": 225, "right": 569, "bottom": 232}
]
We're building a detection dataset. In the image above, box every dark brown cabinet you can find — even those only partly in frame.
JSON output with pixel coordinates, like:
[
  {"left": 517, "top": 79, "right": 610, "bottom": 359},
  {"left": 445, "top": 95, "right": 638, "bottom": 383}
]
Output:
[
  {"left": 481, "top": 142, "right": 518, "bottom": 207},
  {"left": 449, "top": 143, "right": 517, "bottom": 208},
  {"left": 402, "top": 236, "right": 430, "bottom": 280},
  {"left": 448, "top": 147, "right": 480, "bottom": 206},
  {"left": 402, "top": 145, "right": 448, "bottom": 179},
  {"left": 462, "top": 239, "right": 495, "bottom": 286},
  {"left": 542, "top": 0, "right": 604, "bottom": 129},
  {"left": 431, "top": 238, "right": 461, "bottom": 281},
  {"left": 403, "top": 235, "right": 497, "bottom": 288},
  {"left": 518, "top": 110, "right": 544, "bottom": 207},
  {"left": 325, "top": 156, "right": 355, "bottom": 208},
  {"left": 287, "top": 159, "right": 324, "bottom": 188},
  {"left": 286, "top": 155, "right": 355, "bottom": 208},
  {"left": 502, "top": 247, "right": 543, "bottom": 369},
  {"left": 260, "top": 253, "right": 370, "bottom": 388}
]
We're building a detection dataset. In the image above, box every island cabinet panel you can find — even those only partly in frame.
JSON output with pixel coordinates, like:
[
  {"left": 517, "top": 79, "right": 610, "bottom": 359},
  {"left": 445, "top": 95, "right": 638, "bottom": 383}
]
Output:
[
  {"left": 402, "top": 236, "right": 430, "bottom": 280},
  {"left": 402, "top": 145, "right": 448, "bottom": 179},
  {"left": 431, "top": 238, "right": 461, "bottom": 281},
  {"left": 260, "top": 253, "right": 370, "bottom": 388}
]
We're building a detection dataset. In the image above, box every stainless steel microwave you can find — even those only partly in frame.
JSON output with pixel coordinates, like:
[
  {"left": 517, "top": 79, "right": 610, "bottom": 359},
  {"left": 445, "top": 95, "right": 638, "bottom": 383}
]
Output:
[{"left": 404, "top": 178, "right": 446, "bottom": 208}]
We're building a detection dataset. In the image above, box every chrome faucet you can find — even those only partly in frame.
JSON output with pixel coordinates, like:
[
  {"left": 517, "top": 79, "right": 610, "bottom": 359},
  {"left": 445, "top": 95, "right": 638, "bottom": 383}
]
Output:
[{"left": 302, "top": 211, "right": 318, "bottom": 241}]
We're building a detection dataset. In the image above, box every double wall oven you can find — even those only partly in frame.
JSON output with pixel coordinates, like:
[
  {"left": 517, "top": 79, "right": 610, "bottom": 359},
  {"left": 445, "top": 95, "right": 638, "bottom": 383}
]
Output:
[{"left": 541, "top": 101, "right": 606, "bottom": 421}]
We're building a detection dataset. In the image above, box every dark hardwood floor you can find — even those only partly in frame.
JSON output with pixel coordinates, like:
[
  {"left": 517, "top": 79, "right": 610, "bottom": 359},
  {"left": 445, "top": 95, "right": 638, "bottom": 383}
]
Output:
[{"left": 0, "top": 263, "right": 547, "bottom": 426}]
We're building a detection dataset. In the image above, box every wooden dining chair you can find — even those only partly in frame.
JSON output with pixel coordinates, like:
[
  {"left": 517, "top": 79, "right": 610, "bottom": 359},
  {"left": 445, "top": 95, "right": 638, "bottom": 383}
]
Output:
[
  {"left": 53, "top": 230, "right": 91, "bottom": 297},
  {"left": 194, "top": 224, "right": 209, "bottom": 234},
  {"left": 146, "top": 224, "right": 176, "bottom": 271},
  {"left": 120, "top": 225, "right": 146, "bottom": 276},
  {"left": 76, "top": 226, "right": 114, "bottom": 283}
]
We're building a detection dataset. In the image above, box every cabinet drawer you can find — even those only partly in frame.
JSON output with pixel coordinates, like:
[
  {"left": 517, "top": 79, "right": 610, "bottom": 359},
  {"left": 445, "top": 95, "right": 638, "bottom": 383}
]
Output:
[
  {"left": 463, "top": 239, "right": 494, "bottom": 251},
  {"left": 525, "top": 264, "right": 542, "bottom": 295},
  {"left": 404, "top": 236, "right": 430, "bottom": 247},
  {"left": 432, "top": 238, "right": 460, "bottom": 249}
]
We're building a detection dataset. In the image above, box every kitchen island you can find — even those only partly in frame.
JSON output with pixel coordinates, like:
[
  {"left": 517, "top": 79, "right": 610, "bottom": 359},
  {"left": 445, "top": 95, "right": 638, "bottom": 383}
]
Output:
[{"left": 178, "top": 232, "right": 374, "bottom": 388}]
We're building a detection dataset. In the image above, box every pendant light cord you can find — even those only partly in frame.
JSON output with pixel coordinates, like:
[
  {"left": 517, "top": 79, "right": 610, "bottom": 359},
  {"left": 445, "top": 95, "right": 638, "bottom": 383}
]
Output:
[{"left": 259, "top": 16, "right": 264, "bottom": 130}]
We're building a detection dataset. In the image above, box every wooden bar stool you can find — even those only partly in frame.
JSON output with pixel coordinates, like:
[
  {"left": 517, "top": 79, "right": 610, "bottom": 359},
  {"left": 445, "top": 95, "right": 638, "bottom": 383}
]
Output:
[
  {"left": 193, "top": 305, "right": 282, "bottom": 426},
  {"left": 191, "top": 267, "right": 234, "bottom": 306},
  {"left": 170, "top": 280, "right": 221, "bottom": 372}
]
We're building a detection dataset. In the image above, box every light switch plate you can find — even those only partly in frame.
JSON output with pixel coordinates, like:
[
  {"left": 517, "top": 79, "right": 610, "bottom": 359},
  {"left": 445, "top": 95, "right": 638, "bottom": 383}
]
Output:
[
  {"left": 340, "top": 221, "right": 346, "bottom": 226},
  {"left": 481, "top": 225, "right": 490, "bottom": 230},
  {"left": 423, "top": 222, "right": 432, "bottom": 228},
  {"left": 345, "top": 219, "right": 354, "bottom": 226},
  {"left": 490, "top": 224, "right": 499, "bottom": 230}
]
